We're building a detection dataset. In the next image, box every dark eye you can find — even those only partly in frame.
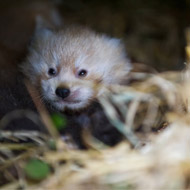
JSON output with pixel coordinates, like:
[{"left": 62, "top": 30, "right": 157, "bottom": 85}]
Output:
[
  {"left": 78, "top": 69, "right": 87, "bottom": 77},
  {"left": 48, "top": 68, "right": 57, "bottom": 76}
]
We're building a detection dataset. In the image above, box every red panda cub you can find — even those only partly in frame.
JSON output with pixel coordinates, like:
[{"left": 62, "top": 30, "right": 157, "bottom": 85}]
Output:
[{"left": 21, "top": 25, "right": 131, "bottom": 111}]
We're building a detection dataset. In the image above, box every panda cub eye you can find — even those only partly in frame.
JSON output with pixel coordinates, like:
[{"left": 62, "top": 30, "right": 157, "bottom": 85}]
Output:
[
  {"left": 78, "top": 69, "right": 87, "bottom": 77},
  {"left": 48, "top": 68, "right": 57, "bottom": 76}
]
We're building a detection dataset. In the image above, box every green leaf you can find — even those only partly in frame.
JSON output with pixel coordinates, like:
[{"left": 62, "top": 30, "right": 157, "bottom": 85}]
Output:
[
  {"left": 25, "top": 159, "right": 50, "bottom": 180},
  {"left": 47, "top": 139, "right": 57, "bottom": 150},
  {"left": 51, "top": 113, "right": 67, "bottom": 131}
]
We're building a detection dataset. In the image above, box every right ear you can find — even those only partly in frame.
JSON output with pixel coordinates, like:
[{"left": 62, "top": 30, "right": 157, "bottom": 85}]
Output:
[{"left": 33, "top": 16, "right": 54, "bottom": 41}]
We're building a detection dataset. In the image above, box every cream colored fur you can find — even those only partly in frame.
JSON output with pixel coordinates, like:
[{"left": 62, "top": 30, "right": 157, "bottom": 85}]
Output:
[{"left": 21, "top": 26, "right": 132, "bottom": 110}]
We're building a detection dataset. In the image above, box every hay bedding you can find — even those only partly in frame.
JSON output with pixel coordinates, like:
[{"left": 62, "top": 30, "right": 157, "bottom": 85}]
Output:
[{"left": 1, "top": 36, "right": 190, "bottom": 190}]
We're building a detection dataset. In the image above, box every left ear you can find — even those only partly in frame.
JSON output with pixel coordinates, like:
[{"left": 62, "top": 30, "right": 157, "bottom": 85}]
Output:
[{"left": 108, "top": 38, "right": 121, "bottom": 47}]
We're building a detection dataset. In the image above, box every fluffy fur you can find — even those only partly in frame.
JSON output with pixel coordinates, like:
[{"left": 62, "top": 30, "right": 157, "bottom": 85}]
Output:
[{"left": 21, "top": 26, "right": 131, "bottom": 111}]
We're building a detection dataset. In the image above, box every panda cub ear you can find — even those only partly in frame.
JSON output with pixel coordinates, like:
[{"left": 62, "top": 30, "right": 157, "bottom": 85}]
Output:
[
  {"left": 108, "top": 38, "right": 121, "bottom": 47},
  {"left": 34, "top": 16, "right": 54, "bottom": 41}
]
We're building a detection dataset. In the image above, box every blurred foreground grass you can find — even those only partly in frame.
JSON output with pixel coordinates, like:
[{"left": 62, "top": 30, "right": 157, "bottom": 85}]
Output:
[{"left": 1, "top": 65, "right": 190, "bottom": 189}]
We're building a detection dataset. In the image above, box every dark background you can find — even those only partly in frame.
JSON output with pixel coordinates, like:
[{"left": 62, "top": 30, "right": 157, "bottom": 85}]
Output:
[{"left": 0, "top": 0, "right": 189, "bottom": 119}]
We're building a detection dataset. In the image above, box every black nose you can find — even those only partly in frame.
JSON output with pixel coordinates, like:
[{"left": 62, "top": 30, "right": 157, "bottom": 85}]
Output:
[{"left": 55, "top": 87, "right": 70, "bottom": 99}]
